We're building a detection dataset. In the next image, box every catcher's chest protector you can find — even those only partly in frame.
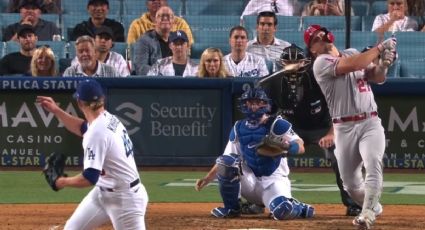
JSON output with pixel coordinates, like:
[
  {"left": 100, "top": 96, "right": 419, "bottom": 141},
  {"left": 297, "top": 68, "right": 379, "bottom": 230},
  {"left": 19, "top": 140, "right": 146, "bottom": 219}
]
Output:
[{"left": 235, "top": 120, "right": 281, "bottom": 177}]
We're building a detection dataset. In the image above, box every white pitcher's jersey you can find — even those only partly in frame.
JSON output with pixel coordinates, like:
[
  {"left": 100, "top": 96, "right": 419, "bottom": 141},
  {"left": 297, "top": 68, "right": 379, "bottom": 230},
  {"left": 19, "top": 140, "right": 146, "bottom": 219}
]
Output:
[
  {"left": 83, "top": 111, "right": 139, "bottom": 189},
  {"left": 313, "top": 48, "right": 378, "bottom": 118},
  {"left": 224, "top": 52, "right": 270, "bottom": 77}
]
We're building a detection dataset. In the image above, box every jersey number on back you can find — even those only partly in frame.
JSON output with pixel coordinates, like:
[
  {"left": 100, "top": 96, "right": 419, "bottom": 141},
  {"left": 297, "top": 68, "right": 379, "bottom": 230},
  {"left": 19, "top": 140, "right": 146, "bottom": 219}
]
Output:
[{"left": 122, "top": 130, "right": 134, "bottom": 157}]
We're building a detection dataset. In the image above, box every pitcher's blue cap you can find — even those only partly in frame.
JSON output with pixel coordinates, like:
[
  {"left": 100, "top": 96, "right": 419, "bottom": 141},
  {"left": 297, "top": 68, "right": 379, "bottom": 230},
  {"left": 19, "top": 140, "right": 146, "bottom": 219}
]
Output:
[{"left": 73, "top": 79, "right": 104, "bottom": 102}]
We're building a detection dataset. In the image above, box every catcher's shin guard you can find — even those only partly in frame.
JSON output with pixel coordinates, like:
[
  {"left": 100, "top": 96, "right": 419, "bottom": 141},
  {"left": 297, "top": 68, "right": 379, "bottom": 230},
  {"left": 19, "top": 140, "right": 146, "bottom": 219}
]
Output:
[{"left": 215, "top": 154, "right": 241, "bottom": 214}]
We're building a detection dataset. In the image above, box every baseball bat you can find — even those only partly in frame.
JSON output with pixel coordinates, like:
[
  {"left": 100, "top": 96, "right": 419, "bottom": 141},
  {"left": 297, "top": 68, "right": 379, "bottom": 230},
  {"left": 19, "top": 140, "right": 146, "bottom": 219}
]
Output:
[
  {"left": 255, "top": 63, "right": 302, "bottom": 87},
  {"left": 383, "top": 27, "right": 396, "bottom": 67}
]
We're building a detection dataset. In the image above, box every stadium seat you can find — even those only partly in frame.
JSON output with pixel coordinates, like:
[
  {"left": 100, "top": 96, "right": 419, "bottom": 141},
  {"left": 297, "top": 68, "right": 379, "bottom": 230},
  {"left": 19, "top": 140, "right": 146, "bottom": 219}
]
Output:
[
  {"left": 184, "top": 15, "right": 240, "bottom": 32},
  {"left": 191, "top": 30, "right": 230, "bottom": 59},
  {"left": 112, "top": 42, "right": 128, "bottom": 57},
  {"left": 362, "top": 15, "right": 376, "bottom": 31},
  {"left": 242, "top": 15, "right": 301, "bottom": 38},
  {"left": 399, "top": 59, "right": 425, "bottom": 78},
  {"left": 351, "top": 1, "right": 369, "bottom": 16},
  {"left": 281, "top": 31, "right": 304, "bottom": 48},
  {"left": 185, "top": 0, "right": 246, "bottom": 16},
  {"left": 37, "top": 41, "right": 65, "bottom": 59},
  {"left": 395, "top": 32, "right": 425, "bottom": 60},
  {"left": 123, "top": 0, "right": 182, "bottom": 16},
  {"left": 349, "top": 31, "right": 379, "bottom": 51},
  {"left": 302, "top": 16, "right": 362, "bottom": 31},
  {"left": 370, "top": 1, "right": 387, "bottom": 16}
]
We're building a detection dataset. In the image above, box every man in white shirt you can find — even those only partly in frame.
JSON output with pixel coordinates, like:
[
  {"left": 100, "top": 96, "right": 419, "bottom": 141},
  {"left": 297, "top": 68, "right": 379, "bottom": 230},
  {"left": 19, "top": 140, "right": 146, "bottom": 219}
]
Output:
[
  {"left": 71, "top": 26, "right": 130, "bottom": 76},
  {"left": 247, "top": 11, "right": 291, "bottom": 72},
  {"left": 63, "top": 35, "right": 119, "bottom": 77},
  {"left": 242, "top": 0, "right": 297, "bottom": 18},
  {"left": 147, "top": 30, "right": 198, "bottom": 77},
  {"left": 224, "top": 26, "right": 269, "bottom": 78}
]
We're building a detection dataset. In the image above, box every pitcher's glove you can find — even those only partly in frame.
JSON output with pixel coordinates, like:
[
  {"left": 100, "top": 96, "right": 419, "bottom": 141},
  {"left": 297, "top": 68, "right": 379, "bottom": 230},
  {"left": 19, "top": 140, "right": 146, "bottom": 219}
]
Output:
[
  {"left": 256, "top": 135, "right": 300, "bottom": 157},
  {"left": 43, "top": 152, "right": 67, "bottom": 191}
]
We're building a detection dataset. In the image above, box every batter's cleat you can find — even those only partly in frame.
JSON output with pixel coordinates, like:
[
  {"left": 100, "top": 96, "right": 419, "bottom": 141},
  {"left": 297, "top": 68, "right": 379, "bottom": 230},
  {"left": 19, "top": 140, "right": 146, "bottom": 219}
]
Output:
[
  {"left": 373, "top": 203, "right": 383, "bottom": 217},
  {"left": 211, "top": 207, "right": 241, "bottom": 218},
  {"left": 352, "top": 209, "right": 376, "bottom": 230},
  {"left": 346, "top": 206, "right": 362, "bottom": 216},
  {"left": 240, "top": 201, "right": 265, "bottom": 215},
  {"left": 301, "top": 204, "right": 315, "bottom": 218}
]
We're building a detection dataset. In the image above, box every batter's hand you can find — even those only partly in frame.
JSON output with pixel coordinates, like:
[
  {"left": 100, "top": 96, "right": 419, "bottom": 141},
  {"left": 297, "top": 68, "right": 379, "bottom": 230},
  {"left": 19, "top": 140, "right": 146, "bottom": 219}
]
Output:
[
  {"left": 195, "top": 177, "right": 212, "bottom": 191},
  {"left": 377, "top": 37, "right": 397, "bottom": 53},
  {"left": 319, "top": 133, "right": 334, "bottom": 149},
  {"left": 36, "top": 96, "right": 61, "bottom": 114}
]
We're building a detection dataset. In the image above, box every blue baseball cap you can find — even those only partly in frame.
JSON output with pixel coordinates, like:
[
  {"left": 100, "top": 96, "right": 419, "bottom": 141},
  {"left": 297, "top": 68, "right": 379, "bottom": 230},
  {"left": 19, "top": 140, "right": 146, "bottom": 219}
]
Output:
[
  {"left": 169, "top": 30, "right": 189, "bottom": 43},
  {"left": 73, "top": 79, "right": 105, "bottom": 102}
]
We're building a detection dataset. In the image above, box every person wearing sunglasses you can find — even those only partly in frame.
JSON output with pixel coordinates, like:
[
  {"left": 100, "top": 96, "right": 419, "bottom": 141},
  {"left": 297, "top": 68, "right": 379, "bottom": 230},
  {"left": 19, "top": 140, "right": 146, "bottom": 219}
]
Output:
[{"left": 372, "top": 0, "right": 418, "bottom": 33}]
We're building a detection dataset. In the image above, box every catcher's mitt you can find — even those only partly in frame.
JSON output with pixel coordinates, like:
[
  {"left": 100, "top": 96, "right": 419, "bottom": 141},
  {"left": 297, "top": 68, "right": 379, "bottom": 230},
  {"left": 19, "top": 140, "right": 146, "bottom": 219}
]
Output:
[
  {"left": 43, "top": 152, "right": 67, "bottom": 191},
  {"left": 256, "top": 135, "right": 290, "bottom": 157}
]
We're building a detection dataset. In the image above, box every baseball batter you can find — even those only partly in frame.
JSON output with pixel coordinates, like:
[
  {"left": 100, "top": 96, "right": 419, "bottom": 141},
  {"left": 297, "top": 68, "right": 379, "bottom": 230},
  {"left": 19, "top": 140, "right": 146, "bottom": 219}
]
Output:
[
  {"left": 195, "top": 87, "right": 314, "bottom": 220},
  {"left": 224, "top": 26, "right": 270, "bottom": 78},
  {"left": 36, "top": 79, "right": 148, "bottom": 230},
  {"left": 305, "top": 24, "right": 396, "bottom": 229}
]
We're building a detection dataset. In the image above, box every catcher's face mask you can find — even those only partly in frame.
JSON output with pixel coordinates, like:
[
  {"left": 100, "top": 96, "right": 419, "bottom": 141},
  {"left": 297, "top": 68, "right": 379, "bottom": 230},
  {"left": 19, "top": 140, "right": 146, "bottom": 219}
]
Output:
[{"left": 239, "top": 87, "right": 271, "bottom": 123}]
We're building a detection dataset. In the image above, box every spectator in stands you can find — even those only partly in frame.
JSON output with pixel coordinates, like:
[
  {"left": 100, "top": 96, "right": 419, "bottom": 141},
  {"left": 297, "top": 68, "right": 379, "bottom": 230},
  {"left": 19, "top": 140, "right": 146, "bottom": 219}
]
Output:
[
  {"left": 30, "top": 46, "right": 57, "bottom": 76},
  {"left": 147, "top": 30, "right": 198, "bottom": 77},
  {"left": 301, "top": 0, "right": 352, "bottom": 16},
  {"left": 372, "top": 0, "right": 418, "bottom": 33},
  {"left": 70, "top": 0, "right": 125, "bottom": 42},
  {"left": 71, "top": 26, "right": 130, "bottom": 76},
  {"left": 63, "top": 35, "right": 119, "bottom": 77},
  {"left": 7, "top": 0, "right": 61, "bottom": 14},
  {"left": 127, "top": 0, "right": 193, "bottom": 45},
  {"left": 242, "top": 0, "right": 296, "bottom": 18},
  {"left": 133, "top": 6, "right": 174, "bottom": 75},
  {"left": 406, "top": 0, "right": 425, "bottom": 31},
  {"left": 2, "top": 0, "right": 60, "bottom": 41},
  {"left": 224, "top": 26, "right": 269, "bottom": 78},
  {"left": 247, "top": 11, "right": 291, "bottom": 72},
  {"left": 0, "top": 24, "right": 37, "bottom": 76},
  {"left": 197, "top": 47, "right": 229, "bottom": 78}
]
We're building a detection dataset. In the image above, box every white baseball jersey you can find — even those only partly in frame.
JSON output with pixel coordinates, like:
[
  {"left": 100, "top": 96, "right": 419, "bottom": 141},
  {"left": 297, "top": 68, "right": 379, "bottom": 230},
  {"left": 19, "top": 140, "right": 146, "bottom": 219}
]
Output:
[
  {"left": 312, "top": 49, "right": 378, "bottom": 118},
  {"left": 247, "top": 37, "right": 291, "bottom": 72},
  {"left": 147, "top": 56, "right": 198, "bottom": 77},
  {"left": 224, "top": 52, "right": 270, "bottom": 77},
  {"left": 65, "top": 110, "right": 148, "bottom": 230},
  {"left": 71, "top": 51, "right": 130, "bottom": 77},
  {"left": 83, "top": 111, "right": 139, "bottom": 189}
]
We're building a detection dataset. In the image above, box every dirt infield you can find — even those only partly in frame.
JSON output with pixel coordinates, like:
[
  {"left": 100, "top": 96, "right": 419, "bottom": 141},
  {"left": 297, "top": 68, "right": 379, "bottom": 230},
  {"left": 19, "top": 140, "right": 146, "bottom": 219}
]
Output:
[{"left": 1, "top": 203, "right": 424, "bottom": 230}]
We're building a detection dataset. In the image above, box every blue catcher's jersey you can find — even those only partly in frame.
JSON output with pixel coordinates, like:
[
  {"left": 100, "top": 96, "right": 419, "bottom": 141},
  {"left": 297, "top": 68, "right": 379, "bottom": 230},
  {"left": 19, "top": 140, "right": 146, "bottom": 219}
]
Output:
[{"left": 231, "top": 116, "right": 293, "bottom": 177}]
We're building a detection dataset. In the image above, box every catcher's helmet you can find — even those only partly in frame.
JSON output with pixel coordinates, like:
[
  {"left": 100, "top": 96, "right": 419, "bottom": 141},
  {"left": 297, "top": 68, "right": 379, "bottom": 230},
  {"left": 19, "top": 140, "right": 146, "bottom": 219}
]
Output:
[
  {"left": 238, "top": 87, "right": 271, "bottom": 122},
  {"left": 280, "top": 44, "right": 306, "bottom": 61},
  {"left": 279, "top": 44, "right": 311, "bottom": 73}
]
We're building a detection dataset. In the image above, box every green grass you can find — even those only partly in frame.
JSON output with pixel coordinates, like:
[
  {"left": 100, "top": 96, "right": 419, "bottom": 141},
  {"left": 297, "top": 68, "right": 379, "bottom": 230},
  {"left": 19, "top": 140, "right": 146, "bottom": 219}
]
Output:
[{"left": 1, "top": 171, "right": 425, "bottom": 204}]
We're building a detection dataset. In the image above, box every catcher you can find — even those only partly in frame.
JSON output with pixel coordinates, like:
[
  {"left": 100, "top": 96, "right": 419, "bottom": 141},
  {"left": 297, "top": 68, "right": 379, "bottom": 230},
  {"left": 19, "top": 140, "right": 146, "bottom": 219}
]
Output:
[
  {"left": 195, "top": 86, "right": 314, "bottom": 220},
  {"left": 253, "top": 44, "right": 362, "bottom": 216}
]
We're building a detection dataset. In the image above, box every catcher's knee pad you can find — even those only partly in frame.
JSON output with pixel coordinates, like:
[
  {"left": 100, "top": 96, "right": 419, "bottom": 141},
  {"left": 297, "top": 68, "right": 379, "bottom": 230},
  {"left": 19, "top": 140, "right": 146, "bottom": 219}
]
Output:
[{"left": 216, "top": 153, "right": 241, "bottom": 210}]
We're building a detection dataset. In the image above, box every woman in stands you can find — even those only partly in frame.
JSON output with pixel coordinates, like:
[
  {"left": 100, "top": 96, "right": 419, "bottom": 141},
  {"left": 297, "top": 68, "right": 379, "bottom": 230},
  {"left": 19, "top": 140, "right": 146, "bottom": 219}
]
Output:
[
  {"left": 301, "top": 0, "right": 353, "bottom": 16},
  {"left": 197, "top": 48, "right": 230, "bottom": 78},
  {"left": 372, "top": 0, "right": 418, "bottom": 33},
  {"left": 30, "top": 46, "right": 57, "bottom": 76}
]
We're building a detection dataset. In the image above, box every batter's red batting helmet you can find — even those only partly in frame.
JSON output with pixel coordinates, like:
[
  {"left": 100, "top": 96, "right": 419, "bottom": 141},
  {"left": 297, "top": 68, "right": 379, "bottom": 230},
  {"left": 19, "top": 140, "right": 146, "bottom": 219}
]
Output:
[{"left": 304, "top": 24, "right": 335, "bottom": 48}]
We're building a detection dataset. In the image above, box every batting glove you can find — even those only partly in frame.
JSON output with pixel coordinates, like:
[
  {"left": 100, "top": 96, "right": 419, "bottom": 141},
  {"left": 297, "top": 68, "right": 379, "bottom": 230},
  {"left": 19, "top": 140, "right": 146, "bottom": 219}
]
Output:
[
  {"left": 380, "top": 49, "right": 396, "bottom": 67},
  {"left": 377, "top": 37, "right": 397, "bottom": 53}
]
